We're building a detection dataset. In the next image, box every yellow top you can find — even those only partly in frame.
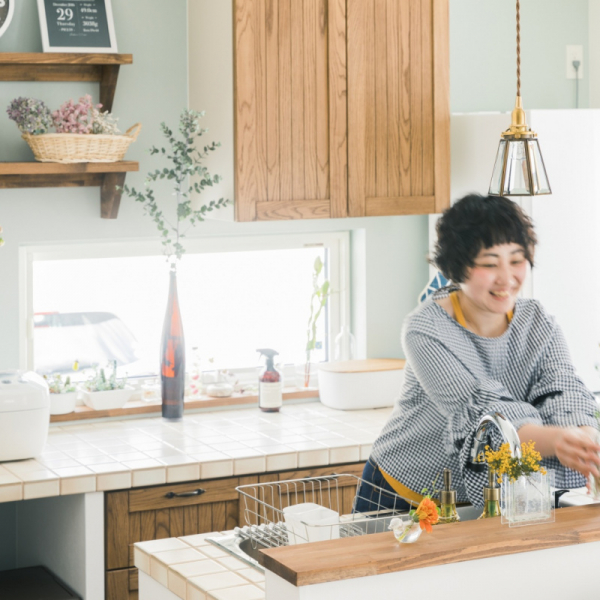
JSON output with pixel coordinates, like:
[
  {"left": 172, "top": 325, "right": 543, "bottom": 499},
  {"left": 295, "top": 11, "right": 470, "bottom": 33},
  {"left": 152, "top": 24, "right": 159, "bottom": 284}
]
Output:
[{"left": 450, "top": 291, "right": 513, "bottom": 328}]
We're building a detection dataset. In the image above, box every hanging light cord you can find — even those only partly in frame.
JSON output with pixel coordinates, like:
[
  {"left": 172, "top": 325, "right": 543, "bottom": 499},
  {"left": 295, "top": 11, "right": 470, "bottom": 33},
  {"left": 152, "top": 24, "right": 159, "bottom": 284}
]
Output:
[{"left": 516, "top": 0, "right": 521, "bottom": 97}]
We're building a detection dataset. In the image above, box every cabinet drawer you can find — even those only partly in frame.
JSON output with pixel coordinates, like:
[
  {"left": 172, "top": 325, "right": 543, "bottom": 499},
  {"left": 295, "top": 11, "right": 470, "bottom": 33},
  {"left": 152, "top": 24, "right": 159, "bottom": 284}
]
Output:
[{"left": 129, "top": 477, "right": 239, "bottom": 512}]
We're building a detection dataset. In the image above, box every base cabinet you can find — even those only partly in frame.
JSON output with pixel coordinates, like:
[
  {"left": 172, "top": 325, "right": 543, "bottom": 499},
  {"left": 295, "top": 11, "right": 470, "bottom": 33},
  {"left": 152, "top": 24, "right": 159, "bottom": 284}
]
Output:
[{"left": 105, "top": 462, "right": 365, "bottom": 600}]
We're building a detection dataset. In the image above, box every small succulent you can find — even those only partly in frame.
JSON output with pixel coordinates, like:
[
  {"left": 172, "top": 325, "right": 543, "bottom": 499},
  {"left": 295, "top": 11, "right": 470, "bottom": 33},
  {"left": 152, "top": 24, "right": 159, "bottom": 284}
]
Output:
[
  {"left": 43, "top": 373, "right": 77, "bottom": 394},
  {"left": 83, "top": 360, "right": 127, "bottom": 392},
  {"left": 6, "top": 97, "right": 53, "bottom": 134}
]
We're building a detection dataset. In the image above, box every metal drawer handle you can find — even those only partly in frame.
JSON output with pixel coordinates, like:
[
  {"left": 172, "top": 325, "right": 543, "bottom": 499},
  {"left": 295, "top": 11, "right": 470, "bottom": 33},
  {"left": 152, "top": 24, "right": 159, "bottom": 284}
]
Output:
[{"left": 165, "top": 488, "right": 206, "bottom": 499}]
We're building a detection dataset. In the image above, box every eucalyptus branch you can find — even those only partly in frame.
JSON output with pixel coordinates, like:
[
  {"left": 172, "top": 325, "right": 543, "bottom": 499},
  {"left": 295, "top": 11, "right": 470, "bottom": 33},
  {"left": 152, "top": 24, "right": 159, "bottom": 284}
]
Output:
[{"left": 122, "top": 109, "right": 230, "bottom": 261}]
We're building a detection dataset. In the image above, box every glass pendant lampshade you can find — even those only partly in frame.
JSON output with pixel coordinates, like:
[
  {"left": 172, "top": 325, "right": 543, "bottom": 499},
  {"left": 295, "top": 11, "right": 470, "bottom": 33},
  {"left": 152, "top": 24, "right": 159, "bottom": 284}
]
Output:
[{"left": 488, "top": 0, "right": 551, "bottom": 197}]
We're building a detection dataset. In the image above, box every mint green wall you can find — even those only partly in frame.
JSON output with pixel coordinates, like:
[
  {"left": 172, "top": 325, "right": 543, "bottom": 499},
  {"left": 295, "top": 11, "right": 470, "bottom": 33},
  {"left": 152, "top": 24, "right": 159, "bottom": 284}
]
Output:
[
  {"left": 450, "top": 0, "right": 590, "bottom": 112},
  {"left": 0, "top": 0, "right": 428, "bottom": 369},
  {"left": 0, "top": 1, "right": 590, "bottom": 369}
]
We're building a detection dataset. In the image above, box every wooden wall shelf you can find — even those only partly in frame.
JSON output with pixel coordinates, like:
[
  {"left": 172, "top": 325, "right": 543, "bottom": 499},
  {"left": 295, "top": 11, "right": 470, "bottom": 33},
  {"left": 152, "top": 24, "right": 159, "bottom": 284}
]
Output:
[
  {"left": 0, "top": 52, "right": 133, "bottom": 112},
  {"left": 0, "top": 161, "right": 139, "bottom": 218}
]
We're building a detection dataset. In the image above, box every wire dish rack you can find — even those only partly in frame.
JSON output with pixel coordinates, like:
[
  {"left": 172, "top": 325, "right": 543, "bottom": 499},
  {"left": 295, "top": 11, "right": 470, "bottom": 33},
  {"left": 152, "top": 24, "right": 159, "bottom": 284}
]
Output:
[{"left": 235, "top": 473, "right": 409, "bottom": 549}]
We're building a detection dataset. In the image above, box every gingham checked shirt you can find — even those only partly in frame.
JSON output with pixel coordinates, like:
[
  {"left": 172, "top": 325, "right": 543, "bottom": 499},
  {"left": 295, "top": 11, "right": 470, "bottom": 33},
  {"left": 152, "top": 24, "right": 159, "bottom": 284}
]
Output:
[{"left": 371, "top": 288, "right": 599, "bottom": 507}]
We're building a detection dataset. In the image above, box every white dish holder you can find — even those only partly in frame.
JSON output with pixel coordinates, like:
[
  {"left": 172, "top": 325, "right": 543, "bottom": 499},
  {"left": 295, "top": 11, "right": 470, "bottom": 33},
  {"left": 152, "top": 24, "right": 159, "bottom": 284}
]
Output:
[{"left": 235, "top": 473, "right": 409, "bottom": 549}]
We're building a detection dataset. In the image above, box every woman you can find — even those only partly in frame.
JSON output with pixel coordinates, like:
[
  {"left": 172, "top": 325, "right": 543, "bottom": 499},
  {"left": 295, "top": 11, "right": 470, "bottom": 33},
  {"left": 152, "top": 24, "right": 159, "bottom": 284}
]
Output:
[{"left": 355, "top": 194, "right": 600, "bottom": 512}]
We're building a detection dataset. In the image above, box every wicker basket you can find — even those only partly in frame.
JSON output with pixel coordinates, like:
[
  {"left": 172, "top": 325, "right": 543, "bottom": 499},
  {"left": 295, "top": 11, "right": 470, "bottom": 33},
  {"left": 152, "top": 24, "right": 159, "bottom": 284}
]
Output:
[{"left": 22, "top": 123, "right": 141, "bottom": 163}]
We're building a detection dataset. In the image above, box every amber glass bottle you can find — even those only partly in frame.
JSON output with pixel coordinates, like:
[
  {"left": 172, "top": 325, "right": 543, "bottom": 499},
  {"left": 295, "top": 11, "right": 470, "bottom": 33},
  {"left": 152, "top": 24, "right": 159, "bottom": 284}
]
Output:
[{"left": 161, "top": 265, "right": 185, "bottom": 419}]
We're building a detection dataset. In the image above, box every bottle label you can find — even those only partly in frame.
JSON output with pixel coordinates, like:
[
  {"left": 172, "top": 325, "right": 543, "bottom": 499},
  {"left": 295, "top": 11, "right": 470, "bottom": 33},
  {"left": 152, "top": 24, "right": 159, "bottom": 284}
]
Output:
[{"left": 259, "top": 382, "right": 282, "bottom": 408}]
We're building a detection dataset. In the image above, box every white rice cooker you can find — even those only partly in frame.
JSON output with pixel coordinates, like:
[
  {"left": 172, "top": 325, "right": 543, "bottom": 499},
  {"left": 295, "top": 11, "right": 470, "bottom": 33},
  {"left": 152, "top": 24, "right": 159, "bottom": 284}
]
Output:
[{"left": 0, "top": 371, "right": 50, "bottom": 462}]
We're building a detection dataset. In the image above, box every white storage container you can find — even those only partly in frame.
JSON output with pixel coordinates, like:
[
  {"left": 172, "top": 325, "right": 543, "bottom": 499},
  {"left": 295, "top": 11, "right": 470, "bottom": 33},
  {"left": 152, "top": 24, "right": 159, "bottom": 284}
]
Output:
[
  {"left": 0, "top": 371, "right": 50, "bottom": 462},
  {"left": 318, "top": 359, "right": 405, "bottom": 410}
]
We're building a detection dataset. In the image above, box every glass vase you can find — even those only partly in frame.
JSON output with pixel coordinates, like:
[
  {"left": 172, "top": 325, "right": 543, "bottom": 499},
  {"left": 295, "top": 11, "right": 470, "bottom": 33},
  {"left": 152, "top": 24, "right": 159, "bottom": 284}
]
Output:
[
  {"left": 160, "top": 264, "right": 185, "bottom": 420},
  {"left": 389, "top": 516, "right": 422, "bottom": 544},
  {"left": 500, "top": 470, "right": 554, "bottom": 528}
]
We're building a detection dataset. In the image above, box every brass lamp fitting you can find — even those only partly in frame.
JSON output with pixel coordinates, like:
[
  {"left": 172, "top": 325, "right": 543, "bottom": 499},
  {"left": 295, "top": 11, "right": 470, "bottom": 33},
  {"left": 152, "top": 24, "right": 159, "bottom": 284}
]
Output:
[{"left": 501, "top": 96, "right": 537, "bottom": 140}]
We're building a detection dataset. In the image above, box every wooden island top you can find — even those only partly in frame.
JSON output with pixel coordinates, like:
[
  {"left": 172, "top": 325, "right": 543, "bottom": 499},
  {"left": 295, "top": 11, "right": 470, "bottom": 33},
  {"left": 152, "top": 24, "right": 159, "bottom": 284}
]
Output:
[{"left": 261, "top": 504, "right": 600, "bottom": 587}]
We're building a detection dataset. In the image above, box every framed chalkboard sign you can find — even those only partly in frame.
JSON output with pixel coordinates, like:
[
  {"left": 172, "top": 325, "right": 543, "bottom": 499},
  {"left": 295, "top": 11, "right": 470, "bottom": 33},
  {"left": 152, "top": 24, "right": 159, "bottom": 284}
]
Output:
[
  {"left": 37, "top": 0, "right": 118, "bottom": 53},
  {"left": 0, "top": 0, "right": 15, "bottom": 39}
]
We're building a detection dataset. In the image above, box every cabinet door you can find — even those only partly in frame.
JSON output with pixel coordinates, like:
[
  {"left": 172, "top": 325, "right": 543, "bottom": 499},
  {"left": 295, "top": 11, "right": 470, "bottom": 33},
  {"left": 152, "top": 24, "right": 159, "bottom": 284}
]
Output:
[
  {"left": 347, "top": 0, "right": 450, "bottom": 217},
  {"left": 234, "top": 0, "right": 347, "bottom": 221}
]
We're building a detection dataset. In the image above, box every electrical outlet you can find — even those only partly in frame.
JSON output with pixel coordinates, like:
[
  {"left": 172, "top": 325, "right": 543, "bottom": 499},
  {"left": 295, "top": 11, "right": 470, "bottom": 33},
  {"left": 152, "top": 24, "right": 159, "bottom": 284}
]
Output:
[{"left": 566, "top": 45, "right": 584, "bottom": 79}]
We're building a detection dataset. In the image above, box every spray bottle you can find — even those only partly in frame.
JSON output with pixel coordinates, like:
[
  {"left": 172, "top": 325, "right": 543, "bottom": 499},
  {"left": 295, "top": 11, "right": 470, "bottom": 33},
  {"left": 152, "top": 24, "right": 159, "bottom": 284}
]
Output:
[{"left": 257, "top": 348, "right": 282, "bottom": 412}]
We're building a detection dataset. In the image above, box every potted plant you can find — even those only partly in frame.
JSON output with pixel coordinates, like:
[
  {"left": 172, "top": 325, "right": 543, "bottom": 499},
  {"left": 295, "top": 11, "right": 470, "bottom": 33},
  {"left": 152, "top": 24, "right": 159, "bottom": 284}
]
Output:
[
  {"left": 43, "top": 371, "right": 78, "bottom": 415},
  {"left": 81, "top": 360, "right": 134, "bottom": 411},
  {"left": 298, "top": 256, "right": 330, "bottom": 388},
  {"left": 121, "top": 109, "right": 229, "bottom": 419},
  {"left": 6, "top": 94, "right": 140, "bottom": 163}
]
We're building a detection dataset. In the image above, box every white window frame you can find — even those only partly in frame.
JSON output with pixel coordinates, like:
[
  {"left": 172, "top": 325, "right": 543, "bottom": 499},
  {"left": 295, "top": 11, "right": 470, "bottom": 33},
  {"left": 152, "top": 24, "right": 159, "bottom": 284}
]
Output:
[{"left": 19, "top": 231, "right": 351, "bottom": 373}]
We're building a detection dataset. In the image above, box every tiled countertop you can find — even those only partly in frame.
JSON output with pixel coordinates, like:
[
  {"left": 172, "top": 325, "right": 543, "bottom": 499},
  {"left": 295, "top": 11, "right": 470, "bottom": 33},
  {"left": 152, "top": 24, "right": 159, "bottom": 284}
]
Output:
[
  {"left": 0, "top": 403, "right": 391, "bottom": 503},
  {"left": 135, "top": 533, "right": 264, "bottom": 600}
]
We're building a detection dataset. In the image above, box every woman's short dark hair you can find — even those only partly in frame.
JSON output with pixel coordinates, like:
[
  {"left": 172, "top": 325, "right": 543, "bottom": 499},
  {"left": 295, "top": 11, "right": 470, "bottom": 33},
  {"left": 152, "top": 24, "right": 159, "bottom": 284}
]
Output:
[{"left": 433, "top": 194, "right": 537, "bottom": 283}]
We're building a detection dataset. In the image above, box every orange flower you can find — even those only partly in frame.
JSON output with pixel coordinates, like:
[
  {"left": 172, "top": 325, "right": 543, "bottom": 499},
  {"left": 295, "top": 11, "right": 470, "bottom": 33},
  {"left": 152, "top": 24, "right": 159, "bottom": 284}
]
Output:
[{"left": 414, "top": 497, "right": 439, "bottom": 533}]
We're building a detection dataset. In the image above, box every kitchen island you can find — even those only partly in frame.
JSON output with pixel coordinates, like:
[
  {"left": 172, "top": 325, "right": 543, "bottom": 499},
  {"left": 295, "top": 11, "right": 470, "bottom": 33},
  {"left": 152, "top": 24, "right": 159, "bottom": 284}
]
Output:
[{"left": 134, "top": 499, "right": 600, "bottom": 600}]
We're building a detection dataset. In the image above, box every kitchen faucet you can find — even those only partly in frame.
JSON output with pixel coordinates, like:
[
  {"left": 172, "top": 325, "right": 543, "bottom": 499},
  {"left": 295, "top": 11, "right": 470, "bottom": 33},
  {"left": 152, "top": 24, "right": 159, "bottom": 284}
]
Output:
[{"left": 468, "top": 411, "right": 522, "bottom": 472}]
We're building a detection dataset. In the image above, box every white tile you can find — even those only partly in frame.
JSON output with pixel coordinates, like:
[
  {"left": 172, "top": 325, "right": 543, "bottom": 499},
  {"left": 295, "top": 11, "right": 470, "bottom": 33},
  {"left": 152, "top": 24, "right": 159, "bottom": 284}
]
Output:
[
  {"left": 187, "top": 583, "right": 208, "bottom": 600},
  {"left": 168, "top": 569, "right": 187, "bottom": 599},
  {"left": 150, "top": 556, "right": 169, "bottom": 587},
  {"left": 61, "top": 475, "right": 96, "bottom": 495},
  {"left": 179, "top": 533, "right": 218, "bottom": 546},
  {"left": 210, "top": 584, "right": 264, "bottom": 600},
  {"left": 137, "top": 538, "right": 190, "bottom": 553},
  {"left": 167, "top": 463, "right": 200, "bottom": 484},
  {"left": 24, "top": 479, "right": 61, "bottom": 500},
  {"left": 132, "top": 467, "right": 167, "bottom": 487},
  {"left": 158, "top": 455, "right": 197, "bottom": 467},
  {"left": 171, "top": 559, "right": 226, "bottom": 578},
  {"left": 96, "top": 471, "right": 132, "bottom": 491},
  {"left": 0, "top": 483, "right": 23, "bottom": 502},
  {"left": 196, "top": 545, "right": 228, "bottom": 559},
  {"left": 123, "top": 458, "right": 164, "bottom": 469},
  {"left": 188, "top": 571, "right": 247, "bottom": 592},
  {"left": 233, "top": 456, "right": 266, "bottom": 476},
  {"left": 134, "top": 547, "right": 151, "bottom": 574},
  {"left": 200, "top": 460, "right": 233, "bottom": 480},
  {"left": 215, "top": 557, "right": 247, "bottom": 571},
  {"left": 38, "top": 458, "right": 81, "bottom": 469},
  {"left": 51, "top": 465, "right": 94, "bottom": 477},
  {"left": 360, "top": 444, "right": 372, "bottom": 461},
  {"left": 236, "top": 568, "right": 264, "bottom": 583},
  {"left": 154, "top": 547, "right": 206, "bottom": 565},
  {"left": 329, "top": 446, "right": 360, "bottom": 464},
  {"left": 266, "top": 452, "right": 297, "bottom": 472},
  {"left": 297, "top": 449, "right": 330, "bottom": 468}
]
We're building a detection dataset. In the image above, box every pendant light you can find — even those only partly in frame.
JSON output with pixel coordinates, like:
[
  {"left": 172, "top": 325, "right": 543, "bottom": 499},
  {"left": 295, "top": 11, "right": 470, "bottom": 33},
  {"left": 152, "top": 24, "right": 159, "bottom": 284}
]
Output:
[{"left": 489, "top": 0, "right": 551, "bottom": 197}]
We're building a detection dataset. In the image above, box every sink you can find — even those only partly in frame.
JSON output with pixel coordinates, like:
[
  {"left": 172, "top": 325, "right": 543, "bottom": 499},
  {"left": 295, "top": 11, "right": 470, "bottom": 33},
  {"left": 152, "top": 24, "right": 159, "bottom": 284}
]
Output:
[{"left": 208, "top": 504, "right": 484, "bottom": 572}]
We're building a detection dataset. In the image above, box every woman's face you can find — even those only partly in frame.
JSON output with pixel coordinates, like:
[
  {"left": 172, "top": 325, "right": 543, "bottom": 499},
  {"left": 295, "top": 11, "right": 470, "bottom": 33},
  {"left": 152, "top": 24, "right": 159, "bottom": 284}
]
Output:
[{"left": 460, "top": 243, "right": 528, "bottom": 314}]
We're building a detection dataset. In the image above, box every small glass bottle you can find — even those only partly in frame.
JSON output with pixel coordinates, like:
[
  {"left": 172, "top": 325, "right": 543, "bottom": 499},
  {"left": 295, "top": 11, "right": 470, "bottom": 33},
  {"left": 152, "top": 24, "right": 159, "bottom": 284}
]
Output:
[
  {"left": 478, "top": 469, "right": 501, "bottom": 519},
  {"left": 257, "top": 348, "right": 282, "bottom": 412},
  {"left": 438, "top": 468, "right": 460, "bottom": 524},
  {"left": 160, "top": 264, "right": 185, "bottom": 420},
  {"left": 334, "top": 325, "right": 356, "bottom": 361}
]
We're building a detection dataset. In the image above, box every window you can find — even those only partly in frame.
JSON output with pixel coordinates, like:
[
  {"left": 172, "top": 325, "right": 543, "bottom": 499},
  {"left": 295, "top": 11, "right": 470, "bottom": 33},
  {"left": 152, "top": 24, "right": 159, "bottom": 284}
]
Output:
[{"left": 22, "top": 232, "right": 349, "bottom": 379}]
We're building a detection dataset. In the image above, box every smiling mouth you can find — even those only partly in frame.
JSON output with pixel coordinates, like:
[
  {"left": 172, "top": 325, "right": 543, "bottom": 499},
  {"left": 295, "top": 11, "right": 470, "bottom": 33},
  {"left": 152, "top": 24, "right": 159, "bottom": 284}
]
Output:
[{"left": 490, "top": 291, "right": 510, "bottom": 298}]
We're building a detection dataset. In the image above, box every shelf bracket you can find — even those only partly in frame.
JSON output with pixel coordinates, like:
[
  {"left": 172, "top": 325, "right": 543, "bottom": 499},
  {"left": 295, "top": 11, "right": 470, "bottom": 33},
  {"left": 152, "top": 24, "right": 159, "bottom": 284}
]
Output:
[
  {"left": 101, "top": 172, "right": 127, "bottom": 219},
  {"left": 100, "top": 65, "right": 120, "bottom": 113}
]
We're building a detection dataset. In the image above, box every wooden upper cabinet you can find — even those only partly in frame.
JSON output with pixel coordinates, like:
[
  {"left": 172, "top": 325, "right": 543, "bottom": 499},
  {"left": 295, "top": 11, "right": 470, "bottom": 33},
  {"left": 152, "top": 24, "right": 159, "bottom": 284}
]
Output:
[
  {"left": 348, "top": 0, "right": 449, "bottom": 217},
  {"left": 233, "top": 0, "right": 449, "bottom": 222},
  {"left": 234, "top": 0, "right": 347, "bottom": 221}
]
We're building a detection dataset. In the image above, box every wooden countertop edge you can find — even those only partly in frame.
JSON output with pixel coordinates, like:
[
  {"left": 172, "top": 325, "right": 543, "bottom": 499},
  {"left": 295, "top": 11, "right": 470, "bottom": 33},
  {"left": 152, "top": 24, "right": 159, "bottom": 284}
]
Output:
[{"left": 261, "top": 504, "right": 600, "bottom": 586}]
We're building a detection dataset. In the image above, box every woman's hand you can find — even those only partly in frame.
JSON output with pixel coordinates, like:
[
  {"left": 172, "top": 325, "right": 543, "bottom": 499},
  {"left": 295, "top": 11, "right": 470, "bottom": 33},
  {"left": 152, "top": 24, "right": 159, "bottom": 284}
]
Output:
[
  {"left": 553, "top": 427, "right": 600, "bottom": 478},
  {"left": 518, "top": 423, "right": 600, "bottom": 478}
]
